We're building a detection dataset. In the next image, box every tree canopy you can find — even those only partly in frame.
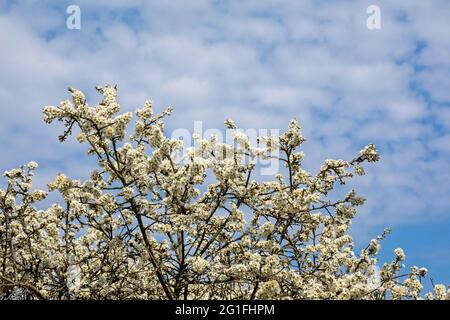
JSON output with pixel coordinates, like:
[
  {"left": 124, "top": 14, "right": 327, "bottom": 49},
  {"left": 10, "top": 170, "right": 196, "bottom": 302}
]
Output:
[{"left": 0, "top": 86, "right": 447, "bottom": 300}]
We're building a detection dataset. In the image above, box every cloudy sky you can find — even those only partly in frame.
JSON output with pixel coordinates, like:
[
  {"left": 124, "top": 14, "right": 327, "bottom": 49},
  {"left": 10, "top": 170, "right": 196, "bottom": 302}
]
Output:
[{"left": 1, "top": 0, "right": 449, "bottom": 286}]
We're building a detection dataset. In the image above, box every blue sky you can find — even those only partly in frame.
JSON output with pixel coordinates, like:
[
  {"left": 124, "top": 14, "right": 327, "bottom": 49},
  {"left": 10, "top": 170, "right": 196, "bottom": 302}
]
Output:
[{"left": 0, "top": 0, "right": 449, "bottom": 288}]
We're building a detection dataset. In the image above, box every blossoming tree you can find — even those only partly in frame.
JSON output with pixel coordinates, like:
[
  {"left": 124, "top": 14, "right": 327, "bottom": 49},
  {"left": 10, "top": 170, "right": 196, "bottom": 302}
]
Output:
[{"left": 0, "top": 86, "right": 448, "bottom": 300}]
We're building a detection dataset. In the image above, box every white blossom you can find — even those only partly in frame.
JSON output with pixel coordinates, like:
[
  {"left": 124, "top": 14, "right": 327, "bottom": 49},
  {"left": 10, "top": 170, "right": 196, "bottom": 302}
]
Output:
[{"left": 394, "top": 248, "right": 406, "bottom": 261}]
